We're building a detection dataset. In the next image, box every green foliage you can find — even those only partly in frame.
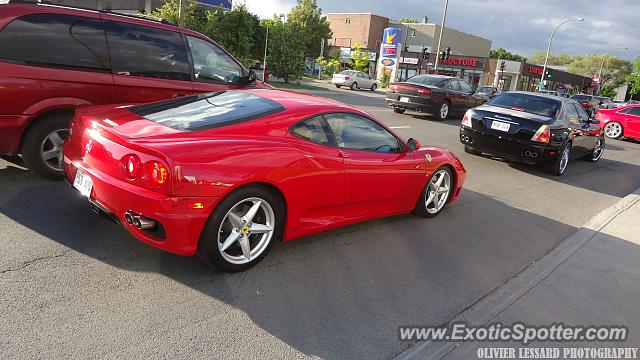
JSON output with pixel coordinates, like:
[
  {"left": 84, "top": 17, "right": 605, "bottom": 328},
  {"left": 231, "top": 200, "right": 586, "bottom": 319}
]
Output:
[
  {"left": 378, "top": 67, "right": 391, "bottom": 88},
  {"left": 201, "top": 5, "right": 261, "bottom": 66},
  {"left": 150, "top": 0, "right": 201, "bottom": 31},
  {"left": 349, "top": 44, "right": 370, "bottom": 72},
  {"left": 627, "top": 57, "right": 640, "bottom": 96},
  {"left": 287, "top": 0, "right": 333, "bottom": 57},
  {"left": 316, "top": 56, "right": 340, "bottom": 78},
  {"left": 568, "top": 54, "right": 631, "bottom": 88},
  {"left": 529, "top": 51, "right": 577, "bottom": 66},
  {"left": 400, "top": 17, "right": 418, "bottom": 23},
  {"left": 262, "top": 17, "right": 306, "bottom": 83},
  {"left": 489, "top": 48, "right": 526, "bottom": 62},
  {"left": 598, "top": 85, "right": 616, "bottom": 98}
]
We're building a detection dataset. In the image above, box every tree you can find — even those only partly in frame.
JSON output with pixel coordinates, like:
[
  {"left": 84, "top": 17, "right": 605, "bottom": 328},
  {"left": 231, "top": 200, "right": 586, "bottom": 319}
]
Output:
[
  {"left": 201, "top": 5, "right": 261, "bottom": 66},
  {"left": 378, "top": 67, "right": 391, "bottom": 88},
  {"left": 568, "top": 54, "right": 631, "bottom": 88},
  {"left": 349, "top": 44, "right": 370, "bottom": 72},
  {"left": 316, "top": 56, "right": 340, "bottom": 78},
  {"left": 287, "top": 0, "right": 333, "bottom": 58},
  {"left": 628, "top": 57, "right": 640, "bottom": 96},
  {"left": 489, "top": 48, "right": 526, "bottom": 62},
  {"left": 262, "top": 17, "right": 306, "bottom": 83},
  {"left": 529, "top": 51, "right": 576, "bottom": 66},
  {"left": 151, "top": 0, "right": 201, "bottom": 31},
  {"left": 399, "top": 17, "right": 418, "bottom": 23}
]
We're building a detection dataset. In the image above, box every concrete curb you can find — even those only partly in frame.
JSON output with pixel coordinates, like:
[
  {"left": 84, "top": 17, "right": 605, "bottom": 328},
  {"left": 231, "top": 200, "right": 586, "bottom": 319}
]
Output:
[{"left": 393, "top": 187, "right": 640, "bottom": 360}]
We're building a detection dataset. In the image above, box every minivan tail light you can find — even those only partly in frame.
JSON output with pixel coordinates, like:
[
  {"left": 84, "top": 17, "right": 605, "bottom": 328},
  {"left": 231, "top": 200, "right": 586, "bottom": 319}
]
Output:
[
  {"left": 531, "top": 125, "right": 550, "bottom": 143},
  {"left": 462, "top": 110, "right": 473, "bottom": 127}
]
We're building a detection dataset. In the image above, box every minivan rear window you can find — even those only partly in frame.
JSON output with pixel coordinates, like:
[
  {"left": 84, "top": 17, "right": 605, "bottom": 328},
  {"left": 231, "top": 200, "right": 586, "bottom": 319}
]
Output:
[
  {"left": 487, "top": 93, "right": 561, "bottom": 118},
  {"left": 130, "top": 91, "right": 285, "bottom": 131}
]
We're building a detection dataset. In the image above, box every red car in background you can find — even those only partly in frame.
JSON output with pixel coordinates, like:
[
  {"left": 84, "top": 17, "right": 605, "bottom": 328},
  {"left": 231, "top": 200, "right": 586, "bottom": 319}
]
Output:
[
  {"left": 0, "top": 1, "right": 265, "bottom": 179},
  {"left": 63, "top": 90, "right": 466, "bottom": 271},
  {"left": 596, "top": 105, "right": 640, "bottom": 140}
]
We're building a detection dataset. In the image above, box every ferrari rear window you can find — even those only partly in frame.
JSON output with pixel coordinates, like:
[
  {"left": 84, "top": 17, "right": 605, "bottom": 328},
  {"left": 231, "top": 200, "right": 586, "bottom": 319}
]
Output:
[{"left": 130, "top": 91, "right": 285, "bottom": 131}]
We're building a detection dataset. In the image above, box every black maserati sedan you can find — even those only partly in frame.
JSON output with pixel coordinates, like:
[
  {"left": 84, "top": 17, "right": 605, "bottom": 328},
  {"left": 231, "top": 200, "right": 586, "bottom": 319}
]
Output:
[
  {"left": 459, "top": 92, "right": 605, "bottom": 176},
  {"left": 386, "top": 75, "right": 489, "bottom": 120}
]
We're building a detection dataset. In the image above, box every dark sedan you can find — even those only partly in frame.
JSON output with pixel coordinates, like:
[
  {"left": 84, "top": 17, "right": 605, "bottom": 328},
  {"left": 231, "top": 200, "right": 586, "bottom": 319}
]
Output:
[
  {"left": 386, "top": 75, "right": 489, "bottom": 120},
  {"left": 570, "top": 94, "right": 599, "bottom": 117},
  {"left": 460, "top": 92, "right": 605, "bottom": 176}
]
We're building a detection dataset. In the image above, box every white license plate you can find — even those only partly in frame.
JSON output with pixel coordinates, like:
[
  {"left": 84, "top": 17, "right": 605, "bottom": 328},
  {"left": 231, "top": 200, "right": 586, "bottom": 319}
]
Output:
[
  {"left": 399, "top": 97, "right": 410, "bottom": 103},
  {"left": 490, "top": 121, "right": 511, "bottom": 132},
  {"left": 73, "top": 169, "right": 93, "bottom": 197}
]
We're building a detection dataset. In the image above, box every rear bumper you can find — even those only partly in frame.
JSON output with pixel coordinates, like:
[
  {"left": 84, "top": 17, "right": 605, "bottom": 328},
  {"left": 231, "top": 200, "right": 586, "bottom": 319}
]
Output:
[
  {"left": 331, "top": 79, "right": 351, "bottom": 86},
  {"left": 0, "top": 115, "right": 32, "bottom": 155},
  {"left": 63, "top": 155, "right": 219, "bottom": 256},
  {"left": 459, "top": 127, "right": 556, "bottom": 165},
  {"left": 386, "top": 95, "right": 436, "bottom": 113}
]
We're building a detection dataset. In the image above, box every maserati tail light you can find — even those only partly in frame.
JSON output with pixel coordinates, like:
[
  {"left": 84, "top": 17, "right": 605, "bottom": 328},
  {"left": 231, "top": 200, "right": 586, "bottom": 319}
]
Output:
[
  {"left": 531, "top": 125, "right": 550, "bottom": 143},
  {"left": 462, "top": 110, "right": 473, "bottom": 127}
]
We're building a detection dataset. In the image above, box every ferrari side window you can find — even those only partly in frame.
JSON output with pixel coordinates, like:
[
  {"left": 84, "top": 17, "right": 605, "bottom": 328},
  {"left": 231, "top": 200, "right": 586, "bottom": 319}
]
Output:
[
  {"left": 325, "top": 113, "right": 400, "bottom": 153},
  {"left": 291, "top": 116, "right": 331, "bottom": 145}
]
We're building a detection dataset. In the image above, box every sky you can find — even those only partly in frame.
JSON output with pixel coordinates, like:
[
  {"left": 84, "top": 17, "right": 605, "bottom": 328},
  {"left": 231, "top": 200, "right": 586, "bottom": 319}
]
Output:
[{"left": 238, "top": 0, "right": 638, "bottom": 61}]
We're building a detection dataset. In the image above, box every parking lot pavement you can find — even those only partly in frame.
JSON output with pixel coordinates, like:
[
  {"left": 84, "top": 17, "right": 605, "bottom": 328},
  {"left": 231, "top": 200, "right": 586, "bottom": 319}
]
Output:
[{"left": 2, "top": 90, "right": 640, "bottom": 359}]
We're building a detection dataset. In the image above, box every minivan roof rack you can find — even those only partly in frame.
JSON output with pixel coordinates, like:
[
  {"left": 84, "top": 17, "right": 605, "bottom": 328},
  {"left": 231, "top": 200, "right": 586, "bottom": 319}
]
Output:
[{"left": 8, "top": 0, "right": 177, "bottom": 26}]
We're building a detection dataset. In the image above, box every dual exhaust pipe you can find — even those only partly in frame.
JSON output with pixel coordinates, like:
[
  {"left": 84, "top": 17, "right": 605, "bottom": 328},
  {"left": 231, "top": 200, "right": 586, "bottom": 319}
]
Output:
[
  {"left": 460, "top": 134, "right": 471, "bottom": 142},
  {"left": 124, "top": 211, "right": 155, "bottom": 230},
  {"left": 523, "top": 150, "right": 539, "bottom": 158}
]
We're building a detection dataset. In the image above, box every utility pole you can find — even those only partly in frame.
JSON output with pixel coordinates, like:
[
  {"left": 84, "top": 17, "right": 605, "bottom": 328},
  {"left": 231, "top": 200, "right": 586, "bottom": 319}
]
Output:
[
  {"left": 318, "top": 38, "right": 324, "bottom": 80},
  {"left": 597, "top": 46, "right": 628, "bottom": 94},
  {"left": 178, "top": 0, "right": 185, "bottom": 27},
  {"left": 433, "top": 0, "right": 448, "bottom": 74},
  {"left": 263, "top": 26, "right": 269, "bottom": 82}
]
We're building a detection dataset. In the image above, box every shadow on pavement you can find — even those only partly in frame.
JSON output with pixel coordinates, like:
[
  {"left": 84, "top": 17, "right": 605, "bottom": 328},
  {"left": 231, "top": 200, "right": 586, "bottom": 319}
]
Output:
[{"left": 1, "top": 161, "right": 585, "bottom": 359}]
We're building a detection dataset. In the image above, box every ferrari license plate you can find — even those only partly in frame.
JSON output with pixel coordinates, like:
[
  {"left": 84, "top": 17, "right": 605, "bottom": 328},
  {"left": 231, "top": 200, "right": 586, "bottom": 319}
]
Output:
[
  {"left": 73, "top": 169, "right": 93, "bottom": 197},
  {"left": 399, "top": 97, "right": 410, "bottom": 103},
  {"left": 490, "top": 120, "right": 510, "bottom": 132}
]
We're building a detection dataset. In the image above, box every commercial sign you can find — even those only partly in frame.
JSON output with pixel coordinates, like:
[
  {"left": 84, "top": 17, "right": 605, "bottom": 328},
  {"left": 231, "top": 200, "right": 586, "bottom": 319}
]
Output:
[
  {"left": 400, "top": 57, "right": 419, "bottom": 65},
  {"left": 440, "top": 57, "right": 482, "bottom": 68},
  {"left": 197, "top": 0, "right": 232, "bottom": 8},
  {"left": 377, "top": 27, "right": 403, "bottom": 82},
  {"left": 381, "top": 58, "right": 396, "bottom": 66},
  {"left": 527, "top": 65, "right": 544, "bottom": 77}
]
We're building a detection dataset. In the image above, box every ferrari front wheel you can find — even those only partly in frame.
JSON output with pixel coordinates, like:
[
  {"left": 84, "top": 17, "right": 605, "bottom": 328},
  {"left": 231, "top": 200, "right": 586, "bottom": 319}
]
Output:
[
  {"left": 414, "top": 166, "right": 453, "bottom": 218},
  {"left": 198, "top": 185, "right": 285, "bottom": 272}
]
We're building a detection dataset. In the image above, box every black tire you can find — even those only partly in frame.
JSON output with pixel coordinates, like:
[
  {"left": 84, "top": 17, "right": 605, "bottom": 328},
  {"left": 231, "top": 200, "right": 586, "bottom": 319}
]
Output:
[
  {"left": 464, "top": 145, "right": 481, "bottom": 155},
  {"left": 197, "top": 185, "right": 285, "bottom": 272},
  {"left": 414, "top": 166, "right": 453, "bottom": 218},
  {"left": 371, "top": 83, "right": 377, "bottom": 91},
  {"left": 393, "top": 107, "right": 406, "bottom": 114},
  {"left": 335, "top": 84, "right": 341, "bottom": 88},
  {"left": 21, "top": 113, "right": 72, "bottom": 180},
  {"left": 603, "top": 122, "right": 623, "bottom": 139},
  {"left": 546, "top": 141, "right": 571, "bottom": 176},
  {"left": 434, "top": 101, "right": 450, "bottom": 121},
  {"left": 350, "top": 82, "right": 358, "bottom": 90},
  {"left": 584, "top": 137, "right": 605, "bottom": 162}
]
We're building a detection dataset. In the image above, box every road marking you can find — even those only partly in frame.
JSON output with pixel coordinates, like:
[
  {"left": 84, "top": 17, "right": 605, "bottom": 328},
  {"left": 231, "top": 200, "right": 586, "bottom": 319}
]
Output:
[{"left": 389, "top": 126, "right": 411, "bottom": 129}]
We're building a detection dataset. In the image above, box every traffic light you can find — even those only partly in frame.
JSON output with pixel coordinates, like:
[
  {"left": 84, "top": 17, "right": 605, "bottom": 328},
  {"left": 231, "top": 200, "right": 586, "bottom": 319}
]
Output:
[
  {"left": 499, "top": 60, "right": 506, "bottom": 71},
  {"left": 440, "top": 47, "right": 451, "bottom": 61},
  {"left": 421, "top": 47, "right": 430, "bottom": 60},
  {"left": 544, "top": 69, "right": 552, "bottom": 79}
]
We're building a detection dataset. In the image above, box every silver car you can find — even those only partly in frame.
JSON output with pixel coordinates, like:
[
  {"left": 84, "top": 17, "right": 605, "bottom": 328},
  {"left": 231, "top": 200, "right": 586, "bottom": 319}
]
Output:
[{"left": 332, "top": 70, "right": 378, "bottom": 91}]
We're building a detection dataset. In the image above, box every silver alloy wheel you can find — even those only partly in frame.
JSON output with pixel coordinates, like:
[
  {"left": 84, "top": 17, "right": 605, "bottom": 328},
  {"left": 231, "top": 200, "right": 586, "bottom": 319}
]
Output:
[
  {"left": 592, "top": 138, "right": 605, "bottom": 161},
  {"left": 559, "top": 145, "right": 570, "bottom": 174},
  {"left": 425, "top": 170, "right": 451, "bottom": 214},
  {"left": 40, "top": 129, "right": 69, "bottom": 172},
  {"left": 440, "top": 103, "right": 449, "bottom": 119},
  {"left": 604, "top": 122, "right": 622, "bottom": 139},
  {"left": 217, "top": 197, "right": 275, "bottom": 265}
]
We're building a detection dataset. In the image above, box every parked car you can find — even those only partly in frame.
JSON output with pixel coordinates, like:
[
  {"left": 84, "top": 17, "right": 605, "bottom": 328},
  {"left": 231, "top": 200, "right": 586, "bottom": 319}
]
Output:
[
  {"left": 476, "top": 86, "right": 501, "bottom": 99},
  {"left": 386, "top": 75, "right": 489, "bottom": 121},
  {"left": 612, "top": 100, "right": 627, "bottom": 108},
  {"left": 0, "top": 1, "right": 265, "bottom": 179},
  {"left": 331, "top": 70, "right": 377, "bottom": 91},
  {"left": 538, "top": 90, "right": 558, "bottom": 96},
  {"left": 569, "top": 94, "right": 599, "bottom": 117},
  {"left": 596, "top": 105, "right": 640, "bottom": 140},
  {"left": 460, "top": 92, "right": 605, "bottom": 176},
  {"left": 63, "top": 89, "right": 466, "bottom": 271},
  {"left": 596, "top": 96, "right": 614, "bottom": 109}
]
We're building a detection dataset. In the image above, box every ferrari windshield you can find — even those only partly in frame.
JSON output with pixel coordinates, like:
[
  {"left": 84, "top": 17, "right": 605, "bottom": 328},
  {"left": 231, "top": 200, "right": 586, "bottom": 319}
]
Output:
[{"left": 130, "top": 91, "right": 285, "bottom": 131}]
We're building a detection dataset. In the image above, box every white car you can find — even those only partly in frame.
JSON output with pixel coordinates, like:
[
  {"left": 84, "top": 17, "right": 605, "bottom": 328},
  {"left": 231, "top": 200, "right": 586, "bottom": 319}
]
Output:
[
  {"left": 332, "top": 70, "right": 378, "bottom": 91},
  {"left": 613, "top": 100, "right": 627, "bottom": 108}
]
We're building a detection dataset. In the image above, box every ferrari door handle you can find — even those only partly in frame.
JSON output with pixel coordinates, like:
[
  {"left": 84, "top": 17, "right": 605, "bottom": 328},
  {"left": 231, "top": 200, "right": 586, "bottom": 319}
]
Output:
[{"left": 338, "top": 151, "right": 350, "bottom": 158}]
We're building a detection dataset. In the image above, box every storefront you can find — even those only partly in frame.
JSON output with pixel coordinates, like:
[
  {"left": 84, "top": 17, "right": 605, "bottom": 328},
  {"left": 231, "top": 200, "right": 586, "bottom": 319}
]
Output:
[
  {"left": 426, "top": 56, "right": 487, "bottom": 88},
  {"left": 518, "top": 63, "right": 593, "bottom": 95}
]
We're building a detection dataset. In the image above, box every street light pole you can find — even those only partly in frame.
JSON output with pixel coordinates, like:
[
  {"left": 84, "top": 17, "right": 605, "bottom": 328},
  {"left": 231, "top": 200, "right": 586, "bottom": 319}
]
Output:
[
  {"left": 433, "top": 0, "right": 449, "bottom": 74},
  {"left": 540, "top": 17, "right": 584, "bottom": 89},
  {"left": 263, "top": 26, "right": 269, "bottom": 81},
  {"left": 597, "top": 46, "right": 628, "bottom": 92},
  {"left": 178, "top": 0, "right": 185, "bottom": 27}
]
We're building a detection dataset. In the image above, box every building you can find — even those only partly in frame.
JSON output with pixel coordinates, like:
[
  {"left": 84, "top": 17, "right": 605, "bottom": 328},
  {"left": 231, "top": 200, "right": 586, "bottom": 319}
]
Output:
[
  {"left": 326, "top": 13, "right": 492, "bottom": 87},
  {"left": 46, "top": 0, "right": 231, "bottom": 14}
]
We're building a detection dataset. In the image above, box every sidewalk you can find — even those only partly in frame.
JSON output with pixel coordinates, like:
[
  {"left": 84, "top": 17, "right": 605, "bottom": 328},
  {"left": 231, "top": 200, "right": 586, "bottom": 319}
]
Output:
[{"left": 396, "top": 188, "right": 640, "bottom": 359}]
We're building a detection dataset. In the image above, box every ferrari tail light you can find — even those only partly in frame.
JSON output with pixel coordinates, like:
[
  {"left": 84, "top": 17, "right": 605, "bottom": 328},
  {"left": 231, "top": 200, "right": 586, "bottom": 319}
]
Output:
[
  {"left": 121, "top": 154, "right": 142, "bottom": 179},
  {"left": 145, "top": 161, "right": 169, "bottom": 186},
  {"left": 462, "top": 110, "right": 473, "bottom": 127},
  {"left": 531, "top": 125, "right": 550, "bottom": 143}
]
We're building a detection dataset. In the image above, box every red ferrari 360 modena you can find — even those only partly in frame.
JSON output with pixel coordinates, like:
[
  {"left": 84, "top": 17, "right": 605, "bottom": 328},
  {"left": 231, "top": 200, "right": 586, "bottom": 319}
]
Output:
[{"left": 63, "top": 90, "right": 466, "bottom": 271}]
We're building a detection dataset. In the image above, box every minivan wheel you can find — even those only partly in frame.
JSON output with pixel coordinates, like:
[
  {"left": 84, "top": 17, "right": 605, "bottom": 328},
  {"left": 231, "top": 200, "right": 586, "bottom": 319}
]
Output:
[{"left": 21, "top": 114, "right": 71, "bottom": 180}]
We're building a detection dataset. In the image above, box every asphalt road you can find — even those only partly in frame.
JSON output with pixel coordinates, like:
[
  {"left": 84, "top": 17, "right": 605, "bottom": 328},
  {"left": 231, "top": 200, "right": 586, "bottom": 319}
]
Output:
[{"left": 2, "top": 87, "right": 640, "bottom": 360}]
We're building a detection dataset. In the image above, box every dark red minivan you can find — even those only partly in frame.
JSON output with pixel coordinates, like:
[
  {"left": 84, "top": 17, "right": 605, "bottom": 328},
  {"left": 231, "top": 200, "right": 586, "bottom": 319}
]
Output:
[{"left": 0, "top": 1, "right": 266, "bottom": 179}]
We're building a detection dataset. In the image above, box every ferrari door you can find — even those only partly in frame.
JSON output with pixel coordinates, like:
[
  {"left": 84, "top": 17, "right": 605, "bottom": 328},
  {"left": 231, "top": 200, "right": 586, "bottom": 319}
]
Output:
[{"left": 323, "top": 112, "right": 426, "bottom": 218}]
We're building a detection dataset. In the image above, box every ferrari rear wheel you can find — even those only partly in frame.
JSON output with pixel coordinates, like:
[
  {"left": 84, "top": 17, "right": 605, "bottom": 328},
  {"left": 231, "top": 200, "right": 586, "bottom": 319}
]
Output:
[
  {"left": 198, "top": 185, "right": 284, "bottom": 272},
  {"left": 414, "top": 167, "right": 453, "bottom": 218}
]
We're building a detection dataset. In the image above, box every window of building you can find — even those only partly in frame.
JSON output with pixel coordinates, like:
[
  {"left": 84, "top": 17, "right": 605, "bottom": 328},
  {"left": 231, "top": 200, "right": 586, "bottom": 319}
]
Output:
[{"left": 345, "top": 18, "right": 351, "bottom": 24}]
